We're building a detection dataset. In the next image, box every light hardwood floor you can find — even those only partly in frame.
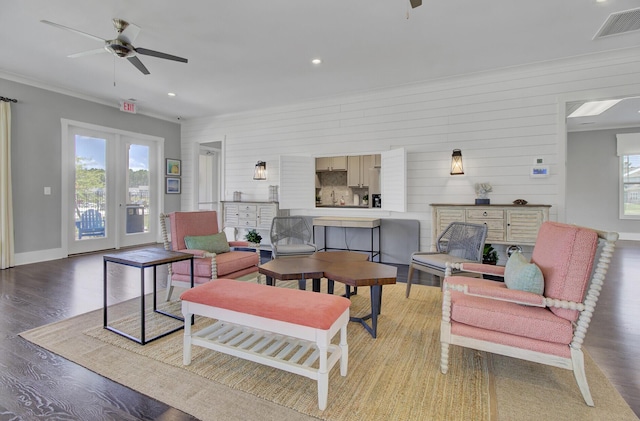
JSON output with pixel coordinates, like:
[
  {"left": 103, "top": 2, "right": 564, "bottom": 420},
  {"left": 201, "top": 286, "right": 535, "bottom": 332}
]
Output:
[{"left": 0, "top": 241, "right": 638, "bottom": 419}]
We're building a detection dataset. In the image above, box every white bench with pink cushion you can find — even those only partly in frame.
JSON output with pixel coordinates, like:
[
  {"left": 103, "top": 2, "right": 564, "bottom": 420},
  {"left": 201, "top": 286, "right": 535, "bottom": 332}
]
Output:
[{"left": 180, "top": 278, "right": 351, "bottom": 410}]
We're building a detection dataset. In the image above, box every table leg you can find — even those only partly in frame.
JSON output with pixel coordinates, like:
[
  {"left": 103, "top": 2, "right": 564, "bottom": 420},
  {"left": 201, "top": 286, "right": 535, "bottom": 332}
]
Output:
[
  {"left": 140, "top": 267, "right": 146, "bottom": 345},
  {"left": 328, "top": 279, "right": 334, "bottom": 294},
  {"left": 190, "top": 258, "right": 195, "bottom": 325},
  {"left": 153, "top": 265, "right": 158, "bottom": 311},
  {"left": 370, "top": 285, "right": 381, "bottom": 336},
  {"left": 312, "top": 278, "right": 321, "bottom": 292},
  {"left": 371, "top": 227, "right": 374, "bottom": 262},
  {"left": 190, "top": 258, "right": 194, "bottom": 288},
  {"left": 266, "top": 275, "right": 274, "bottom": 286},
  {"left": 324, "top": 226, "right": 327, "bottom": 252},
  {"left": 347, "top": 284, "right": 382, "bottom": 338},
  {"left": 343, "top": 286, "right": 358, "bottom": 297},
  {"left": 103, "top": 260, "right": 108, "bottom": 328},
  {"left": 378, "top": 226, "right": 381, "bottom": 263}
]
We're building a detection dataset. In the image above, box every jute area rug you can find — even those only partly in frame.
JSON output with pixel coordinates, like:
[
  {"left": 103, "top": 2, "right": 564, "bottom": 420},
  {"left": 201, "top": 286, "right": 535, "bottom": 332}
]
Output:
[{"left": 20, "top": 278, "right": 637, "bottom": 421}]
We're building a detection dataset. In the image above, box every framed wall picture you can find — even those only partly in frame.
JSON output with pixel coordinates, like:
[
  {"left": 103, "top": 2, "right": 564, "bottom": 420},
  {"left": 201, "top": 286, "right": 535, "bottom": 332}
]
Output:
[
  {"left": 166, "top": 177, "right": 181, "bottom": 194},
  {"left": 166, "top": 158, "right": 181, "bottom": 176}
]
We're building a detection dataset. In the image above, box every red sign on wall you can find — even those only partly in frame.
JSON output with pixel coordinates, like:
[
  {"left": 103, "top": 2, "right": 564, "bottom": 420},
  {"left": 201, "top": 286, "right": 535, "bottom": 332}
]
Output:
[{"left": 120, "top": 101, "right": 137, "bottom": 114}]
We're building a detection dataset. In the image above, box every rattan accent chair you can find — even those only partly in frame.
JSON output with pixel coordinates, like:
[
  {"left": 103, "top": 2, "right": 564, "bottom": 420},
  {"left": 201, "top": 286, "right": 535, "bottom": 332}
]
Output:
[
  {"left": 270, "top": 216, "right": 317, "bottom": 259},
  {"left": 406, "top": 222, "right": 487, "bottom": 297}
]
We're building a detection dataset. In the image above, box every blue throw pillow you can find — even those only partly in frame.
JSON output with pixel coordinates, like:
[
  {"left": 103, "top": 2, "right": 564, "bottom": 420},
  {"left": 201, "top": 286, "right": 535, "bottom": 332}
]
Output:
[
  {"left": 184, "top": 233, "right": 230, "bottom": 254},
  {"left": 504, "top": 251, "right": 544, "bottom": 295}
]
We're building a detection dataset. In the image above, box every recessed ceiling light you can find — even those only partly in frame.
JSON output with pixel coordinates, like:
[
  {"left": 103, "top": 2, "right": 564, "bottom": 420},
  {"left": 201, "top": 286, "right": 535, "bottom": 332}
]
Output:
[
  {"left": 168, "top": 92, "right": 176, "bottom": 97},
  {"left": 311, "top": 58, "right": 322, "bottom": 65},
  {"left": 567, "top": 99, "right": 621, "bottom": 117}
]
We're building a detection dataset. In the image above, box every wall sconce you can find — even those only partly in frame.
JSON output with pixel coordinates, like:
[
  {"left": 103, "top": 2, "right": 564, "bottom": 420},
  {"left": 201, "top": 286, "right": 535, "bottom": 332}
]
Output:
[
  {"left": 450, "top": 149, "right": 464, "bottom": 175},
  {"left": 253, "top": 161, "right": 267, "bottom": 180}
]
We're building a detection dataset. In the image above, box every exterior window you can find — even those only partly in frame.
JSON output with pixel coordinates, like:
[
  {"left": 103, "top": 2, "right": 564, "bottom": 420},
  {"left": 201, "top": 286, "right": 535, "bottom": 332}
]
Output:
[{"left": 621, "top": 154, "right": 640, "bottom": 218}]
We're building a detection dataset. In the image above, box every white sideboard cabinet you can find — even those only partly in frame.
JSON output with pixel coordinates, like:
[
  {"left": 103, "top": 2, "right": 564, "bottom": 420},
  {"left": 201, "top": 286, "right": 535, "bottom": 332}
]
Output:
[
  {"left": 430, "top": 204, "right": 551, "bottom": 249},
  {"left": 222, "top": 201, "right": 287, "bottom": 245}
]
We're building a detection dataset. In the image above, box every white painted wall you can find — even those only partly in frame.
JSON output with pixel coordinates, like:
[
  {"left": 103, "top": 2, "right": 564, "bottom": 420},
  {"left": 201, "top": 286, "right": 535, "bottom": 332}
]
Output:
[{"left": 181, "top": 47, "right": 640, "bottom": 251}]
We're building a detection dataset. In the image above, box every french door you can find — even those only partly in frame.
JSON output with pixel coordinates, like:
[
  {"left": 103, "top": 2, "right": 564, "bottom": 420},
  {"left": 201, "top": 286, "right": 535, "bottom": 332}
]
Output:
[{"left": 64, "top": 121, "right": 162, "bottom": 255}]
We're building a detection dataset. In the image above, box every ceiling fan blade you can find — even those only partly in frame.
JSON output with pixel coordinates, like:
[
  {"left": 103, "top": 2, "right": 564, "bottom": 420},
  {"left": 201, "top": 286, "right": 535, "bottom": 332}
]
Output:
[
  {"left": 40, "top": 20, "right": 106, "bottom": 43},
  {"left": 135, "top": 47, "right": 188, "bottom": 63},
  {"left": 68, "top": 48, "right": 108, "bottom": 59},
  {"left": 409, "top": 0, "right": 422, "bottom": 8},
  {"left": 127, "top": 56, "right": 150, "bottom": 75},
  {"left": 119, "top": 22, "right": 141, "bottom": 44}
]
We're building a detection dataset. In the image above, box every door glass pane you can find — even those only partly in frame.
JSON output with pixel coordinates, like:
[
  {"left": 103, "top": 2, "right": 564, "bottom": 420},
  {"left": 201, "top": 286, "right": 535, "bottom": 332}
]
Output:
[
  {"left": 127, "top": 144, "right": 150, "bottom": 234},
  {"left": 74, "top": 136, "right": 106, "bottom": 240}
]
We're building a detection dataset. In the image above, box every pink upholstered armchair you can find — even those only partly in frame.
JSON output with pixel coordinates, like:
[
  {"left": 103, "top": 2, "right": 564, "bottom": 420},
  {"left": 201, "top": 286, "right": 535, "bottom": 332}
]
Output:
[
  {"left": 440, "top": 221, "right": 618, "bottom": 406},
  {"left": 160, "top": 211, "right": 260, "bottom": 300}
]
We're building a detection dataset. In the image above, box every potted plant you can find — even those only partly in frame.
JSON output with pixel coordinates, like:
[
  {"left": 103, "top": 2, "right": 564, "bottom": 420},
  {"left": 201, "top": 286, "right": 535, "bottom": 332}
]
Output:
[
  {"left": 245, "top": 229, "right": 262, "bottom": 246},
  {"left": 362, "top": 194, "right": 369, "bottom": 206},
  {"left": 483, "top": 244, "right": 498, "bottom": 265}
]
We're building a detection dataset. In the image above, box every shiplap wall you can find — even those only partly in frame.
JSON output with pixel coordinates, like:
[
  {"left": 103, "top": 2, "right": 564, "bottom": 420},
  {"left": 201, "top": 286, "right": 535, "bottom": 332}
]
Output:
[{"left": 181, "top": 47, "right": 640, "bottom": 251}]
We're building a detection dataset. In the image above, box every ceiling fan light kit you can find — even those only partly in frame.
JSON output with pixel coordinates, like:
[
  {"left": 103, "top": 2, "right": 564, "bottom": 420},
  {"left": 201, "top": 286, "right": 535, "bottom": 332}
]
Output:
[{"left": 41, "top": 18, "right": 188, "bottom": 75}]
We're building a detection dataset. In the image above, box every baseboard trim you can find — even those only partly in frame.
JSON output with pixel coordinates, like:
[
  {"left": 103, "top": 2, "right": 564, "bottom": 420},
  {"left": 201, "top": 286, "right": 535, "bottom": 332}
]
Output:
[
  {"left": 618, "top": 232, "right": 640, "bottom": 241},
  {"left": 15, "top": 248, "right": 66, "bottom": 266}
]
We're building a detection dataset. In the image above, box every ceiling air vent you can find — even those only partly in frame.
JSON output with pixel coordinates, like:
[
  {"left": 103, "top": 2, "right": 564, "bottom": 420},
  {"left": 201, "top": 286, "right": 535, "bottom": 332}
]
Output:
[{"left": 594, "top": 7, "right": 640, "bottom": 39}]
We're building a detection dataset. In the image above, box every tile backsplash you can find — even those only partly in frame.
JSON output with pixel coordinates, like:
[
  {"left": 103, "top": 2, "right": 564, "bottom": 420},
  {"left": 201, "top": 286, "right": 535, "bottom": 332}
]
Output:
[{"left": 317, "top": 171, "right": 368, "bottom": 206}]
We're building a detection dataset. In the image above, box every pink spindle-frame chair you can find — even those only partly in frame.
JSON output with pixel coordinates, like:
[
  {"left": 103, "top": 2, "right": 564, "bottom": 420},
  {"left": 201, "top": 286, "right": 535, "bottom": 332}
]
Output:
[
  {"left": 440, "top": 222, "right": 618, "bottom": 406},
  {"left": 160, "top": 211, "right": 260, "bottom": 300}
]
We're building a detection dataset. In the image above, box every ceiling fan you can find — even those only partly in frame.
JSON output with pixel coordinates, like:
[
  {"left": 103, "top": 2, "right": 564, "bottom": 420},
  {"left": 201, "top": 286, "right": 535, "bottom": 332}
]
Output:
[{"left": 40, "top": 18, "right": 188, "bottom": 75}]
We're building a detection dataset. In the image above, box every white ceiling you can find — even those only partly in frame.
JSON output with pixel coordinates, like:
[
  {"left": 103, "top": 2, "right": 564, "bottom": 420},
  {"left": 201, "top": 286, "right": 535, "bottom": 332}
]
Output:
[{"left": 2, "top": 0, "right": 640, "bottom": 126}]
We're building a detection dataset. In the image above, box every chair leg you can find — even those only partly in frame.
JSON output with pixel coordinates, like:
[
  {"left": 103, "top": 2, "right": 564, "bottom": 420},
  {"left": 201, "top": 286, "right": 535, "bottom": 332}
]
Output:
[
  {"left": 165, "top": 275, "right": 174, "bottom": 301},
  {"left": 440, "top": 303, "right": 452, "bottom": 374},
  {"left": 440, "top": 341, "right": 450, "bottom": 374},
  {"left": 406, "top": 263, "right": 415, "bottom": 298},
  {"left": 571, "top": 347, "right": 594, "bottom": 406}
]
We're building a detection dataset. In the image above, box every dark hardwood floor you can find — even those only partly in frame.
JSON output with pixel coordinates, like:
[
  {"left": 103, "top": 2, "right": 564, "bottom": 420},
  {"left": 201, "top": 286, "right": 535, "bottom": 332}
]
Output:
[{"left": 0, "top": 242, "right": 638, "bottom": 419}]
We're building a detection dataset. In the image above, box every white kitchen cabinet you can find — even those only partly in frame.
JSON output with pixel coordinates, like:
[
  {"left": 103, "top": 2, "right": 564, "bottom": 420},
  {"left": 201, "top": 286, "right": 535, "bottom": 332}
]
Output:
[
  {"left": 347, "top": 155, "right": 374, "bottom": 188},
  {"left": 316, "top": 156, "right": 347, "bottom": 171}
]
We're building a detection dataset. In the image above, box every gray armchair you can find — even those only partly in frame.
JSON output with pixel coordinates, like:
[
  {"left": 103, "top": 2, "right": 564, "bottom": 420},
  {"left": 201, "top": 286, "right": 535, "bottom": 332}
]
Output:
[
  {"left": 270, "top": 216, "right": 317, "bottom": 259},
  {"left": 406, "top": 222, "right": 487, "bottom": 297}
]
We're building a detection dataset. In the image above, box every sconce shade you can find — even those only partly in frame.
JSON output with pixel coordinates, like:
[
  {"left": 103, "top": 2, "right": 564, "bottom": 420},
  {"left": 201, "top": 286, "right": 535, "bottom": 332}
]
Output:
[
  {"left": 253, "top": 161, "right": 267, "bottom": 180},
  {"left": 450, "top": 149, "right": 464, "bottom": 175}
]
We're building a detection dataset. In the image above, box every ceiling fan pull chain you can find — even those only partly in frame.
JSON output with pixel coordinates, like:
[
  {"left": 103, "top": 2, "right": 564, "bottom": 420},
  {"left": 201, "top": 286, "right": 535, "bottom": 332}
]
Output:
[{"left": 113, "top": 55, "right": 116, "bottom": 87}]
